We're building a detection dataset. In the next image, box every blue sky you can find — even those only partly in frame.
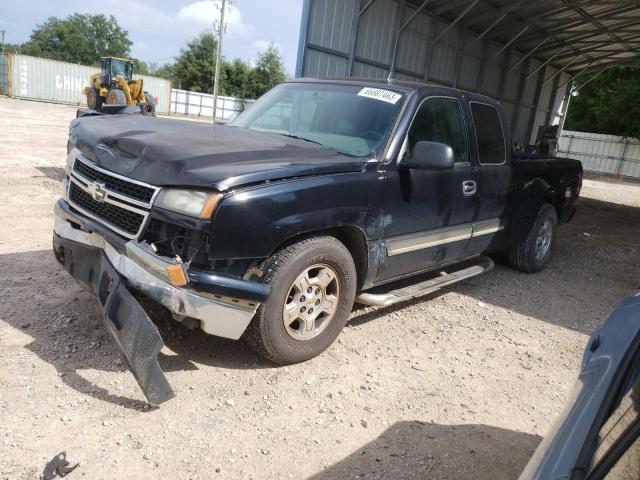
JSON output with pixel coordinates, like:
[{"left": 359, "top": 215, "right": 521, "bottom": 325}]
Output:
[{"left": 1, "top": 0, "right": 304, "bottom": 74}]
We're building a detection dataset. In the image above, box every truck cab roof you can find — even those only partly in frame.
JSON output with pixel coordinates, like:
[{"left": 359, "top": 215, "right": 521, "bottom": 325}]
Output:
[{"left": 288, "top": 77, "right": 501, "bottom": 106}]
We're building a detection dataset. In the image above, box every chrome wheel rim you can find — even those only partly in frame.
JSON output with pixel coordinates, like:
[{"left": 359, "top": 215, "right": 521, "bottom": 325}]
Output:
[
  {"left": 534, "top": 219, "right": 553, "bottom": 260},
  {"left": 282, "top": 264, "right": 340, "bottom": 341}
]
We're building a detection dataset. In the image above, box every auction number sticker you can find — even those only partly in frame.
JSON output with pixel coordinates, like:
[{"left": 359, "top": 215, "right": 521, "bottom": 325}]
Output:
[{"left": 357, "top": 87, "right": 402, "bottom": 104}]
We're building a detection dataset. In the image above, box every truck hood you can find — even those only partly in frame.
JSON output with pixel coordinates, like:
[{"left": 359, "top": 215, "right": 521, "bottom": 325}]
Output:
[{"left": 71, "top": 115, "right": 368, "bottom": 191}]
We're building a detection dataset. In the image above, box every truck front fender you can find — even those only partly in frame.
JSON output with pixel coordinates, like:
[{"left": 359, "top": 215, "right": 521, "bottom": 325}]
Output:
[{"left": 209, "top": 168, "right": 385, "bottom": 262}]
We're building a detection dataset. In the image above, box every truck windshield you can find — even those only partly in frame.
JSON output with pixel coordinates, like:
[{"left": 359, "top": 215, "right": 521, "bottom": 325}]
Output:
[{"left": 230, "top": 83, "right": 405, "bottom": 157}]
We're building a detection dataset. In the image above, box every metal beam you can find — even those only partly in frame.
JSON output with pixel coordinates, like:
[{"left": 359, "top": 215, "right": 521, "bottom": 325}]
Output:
[
  {"left": 561, "top": 1, "right": 637, "bottom": 56},
  {"left": 474, "top": 36, "right": 489, "bottom": 91},
  {"left": 570, "top": 50, "right": 638, "bottom": 70},
  {"left": 526, "top": 61, "right": 546, "bottom": 144},
  {"left": 432, "top": 0, "right": 480, "bottom": 44},
  {"left": 295, "top": 0, "right": 311, "bottom": 77},
  {"left": 472, "top": 13, "right": 506, "bottom": 43},
  {"left": 556, "top": 61, "right": 593, "bottom": 90},
  {"left": 388, "top": 0, "right": 427, "bottom": 79},
  {"left": 511, "top": 56, "right": 532, "bottom": 143},
  {"left": 526, "top": 46, "right": 567, "bottom": 78},
  {"left": 541, "top": 54, "right": 581, "bottom": 84},
  {"left": 463, "top": 0, "right": 557, "bottom": 29},
  {"left": 359, "top": 0, "right": 377, "bottom": 16},
  {"left": 551, "top": 43, "right": 634, "bottom": 62},
  {"left": 579, "top": 57, "right": 640, "bottom": 75},
  {"left": 507, "top": 37, "right": 548, "bottom": 72},
  {"left": 526, "top": 18, "right": 640, "bottom": 49},
  {"left": 544, "top": 74, "right": 561, "bottom": 126},
  {"left": 491, "top": 25, "right": 529, "bottom": 60},
  {"left": 348, "top": 0, "right": 377, "bottom": 75},
  {"left": 574, "top": 68, "right": 607, "bottom": 90},
  {"left": 513, "top": 4, "right": 640, "bottom": 39},
  {"left": 507, "top": 5, "right": 637, "bottom": 47}
]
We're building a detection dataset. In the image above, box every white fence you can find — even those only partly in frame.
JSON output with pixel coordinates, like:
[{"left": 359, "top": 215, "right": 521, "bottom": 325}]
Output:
[
  {"left": 170, "top": 89, "right": 254, "bottom": 122},
  {"left": 559, "top": 130, "right": 640, "bottom": 179},
  {"left": 3, "top": 54, "right": 172, "bottom": 114}
]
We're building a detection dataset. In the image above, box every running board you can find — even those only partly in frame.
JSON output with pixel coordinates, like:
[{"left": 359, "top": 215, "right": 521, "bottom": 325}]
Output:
[{"left": 355, "top": 256, "right": 494, "bottom": 307}]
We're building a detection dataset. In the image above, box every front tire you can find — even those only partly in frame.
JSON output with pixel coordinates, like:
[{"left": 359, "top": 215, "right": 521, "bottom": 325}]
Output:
[
  {"left": 508, "top": 204, "right": 558, "bottom": 273},
  {"left": 86, "top": 87, "right": 103, "bottom": 110},
  {"left": 244, "top": 236, "right": 357, "bottom": 364},
  {"left": 107, "top": 88, "right": 126, "bottom": 105}
]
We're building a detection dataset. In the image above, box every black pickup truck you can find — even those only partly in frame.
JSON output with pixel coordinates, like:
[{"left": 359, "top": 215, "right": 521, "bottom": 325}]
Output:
[{"left": 53, "top": 78, "right": 582, "bottom": 403}]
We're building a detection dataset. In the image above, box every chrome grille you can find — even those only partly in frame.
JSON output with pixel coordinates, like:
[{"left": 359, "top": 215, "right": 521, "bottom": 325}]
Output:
[
  {"left": 73, "top": 160, "right": 155, "bottom": 203},
  {"left": 69, "top": 183, "right": 145, "bottom": 236},
  {"left": 67, "top": 155, "right": 159, "bottom": 239}
]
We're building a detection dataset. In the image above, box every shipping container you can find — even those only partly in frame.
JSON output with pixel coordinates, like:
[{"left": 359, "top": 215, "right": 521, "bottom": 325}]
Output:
[{"left": 5, "top": 54, "right": 171, "bottom": 114}]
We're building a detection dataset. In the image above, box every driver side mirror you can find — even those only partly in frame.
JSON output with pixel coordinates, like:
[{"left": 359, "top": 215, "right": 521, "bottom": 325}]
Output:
[{"left": 400, "top": 141, "right": 454, "bottom": 170}]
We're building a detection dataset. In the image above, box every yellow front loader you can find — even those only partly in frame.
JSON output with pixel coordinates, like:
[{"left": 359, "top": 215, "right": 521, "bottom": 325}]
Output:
[{"left": 84, "top": 57, "right": 155, "bottom": 115}]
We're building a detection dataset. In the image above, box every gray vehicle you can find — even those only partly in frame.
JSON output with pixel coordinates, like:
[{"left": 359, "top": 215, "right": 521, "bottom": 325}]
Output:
[{"left": 520, "top": 291, "right": 640, "bottom": 480}]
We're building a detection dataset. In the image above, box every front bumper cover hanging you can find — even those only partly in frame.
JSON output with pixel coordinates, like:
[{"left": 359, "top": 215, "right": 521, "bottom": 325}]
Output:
[{"left": 54, "top": 233, "right": 175, "bottom": 405}]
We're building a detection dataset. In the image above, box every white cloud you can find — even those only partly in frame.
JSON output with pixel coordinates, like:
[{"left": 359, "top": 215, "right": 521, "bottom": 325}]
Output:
[
  {"left": 253, "top": 40, "right": 282, "bottom": 53},
  {"left": 178, "top": 1, "right": 255, "bottom": 40}
]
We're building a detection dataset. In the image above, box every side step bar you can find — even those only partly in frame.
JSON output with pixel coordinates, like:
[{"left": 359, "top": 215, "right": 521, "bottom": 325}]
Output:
[{"left": 355, "top": 256, "right": 494, "bottom": 307}]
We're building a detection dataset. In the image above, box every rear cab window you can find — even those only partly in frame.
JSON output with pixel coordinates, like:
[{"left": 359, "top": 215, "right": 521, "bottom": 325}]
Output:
[{"left": 470, "top": 102, "right": 507, "bottom": 165}]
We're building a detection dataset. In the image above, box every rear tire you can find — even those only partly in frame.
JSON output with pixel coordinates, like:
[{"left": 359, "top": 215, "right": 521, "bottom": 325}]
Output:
[
  {"left": 143, "top": 93, "right": 156, "bottom": 115},
  {"left": 86, "top": 87, "right": 103, "bottom": 110},
  {"left": 107, "top": 88, "right": 126, "bottom": 105},
  {"left": 243, "top": 236, "right": 357, "bottom": 365},
  {"left": 508, "top": 204, "right": 558, "bottom": 273}
]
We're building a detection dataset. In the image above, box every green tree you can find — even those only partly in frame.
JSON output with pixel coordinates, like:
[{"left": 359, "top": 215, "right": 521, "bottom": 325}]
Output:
[
  {"left": 223, "top": 58, "right": 252, "bottom": 97},
  {"left": 171, "top": 32, "right": 219, "bottom": 93},
  {"left": 565, "top": 64, "right": 640, "bottom": 139},
  {"left": 21, "top": 14, "right": 132, "bottom": 66},
  {"left": 2, "top": 43, "right": 21, "bottom": 54},
  {"left": 150, "top": 63, "right": 176, "bottom": 81},
  {"left": 248, "top": 44, "right": 287, "bottom": 98},
  {"left": 131, "top": 58, "right": 149, "bottom": 75}
]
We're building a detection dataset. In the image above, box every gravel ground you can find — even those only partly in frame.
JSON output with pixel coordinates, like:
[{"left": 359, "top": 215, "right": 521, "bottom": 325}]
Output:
[{"left": 1, "top": 97, "right": 639, "bottom": 480}]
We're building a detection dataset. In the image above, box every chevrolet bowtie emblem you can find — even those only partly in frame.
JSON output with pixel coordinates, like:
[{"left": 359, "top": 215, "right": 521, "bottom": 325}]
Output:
[{"left": 89, "top": 181, "right": 107, "bottom": 202}]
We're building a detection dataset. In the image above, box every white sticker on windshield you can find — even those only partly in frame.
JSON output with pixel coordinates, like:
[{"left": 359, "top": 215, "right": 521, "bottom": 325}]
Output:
[{"left": 357, "top": 87, "right": 402, "bottom": 104}]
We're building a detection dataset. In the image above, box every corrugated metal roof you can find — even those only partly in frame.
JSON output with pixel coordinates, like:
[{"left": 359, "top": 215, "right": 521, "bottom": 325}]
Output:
[{"left": 423, "top": 0, "right": 640, "bottom": 76}]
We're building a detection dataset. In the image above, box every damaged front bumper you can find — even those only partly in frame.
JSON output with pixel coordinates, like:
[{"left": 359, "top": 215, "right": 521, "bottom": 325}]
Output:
[{"left": 52, "top": 200, "right": 269, "bottom": 404}]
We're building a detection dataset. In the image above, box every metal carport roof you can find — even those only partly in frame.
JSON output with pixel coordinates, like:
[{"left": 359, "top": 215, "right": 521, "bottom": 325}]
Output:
[
  {"left": 417, "top": 0, "right": 640, "bottom": 85},
  {"left": 296, "top": 0, "right": 640, "bottom": 144}
]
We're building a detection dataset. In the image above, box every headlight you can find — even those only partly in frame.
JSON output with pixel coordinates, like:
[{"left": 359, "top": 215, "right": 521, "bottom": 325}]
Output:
[
  {"left": 64, "top": 149, "right": 77, "bottom": 176},
  {"left": 155, "top": 189, "right": 223, "bottom": 219}
]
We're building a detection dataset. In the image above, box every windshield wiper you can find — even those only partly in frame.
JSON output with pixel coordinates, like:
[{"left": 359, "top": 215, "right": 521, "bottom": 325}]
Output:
[{"left": 278, "top": 133, "right": 323, "bottom": 146}]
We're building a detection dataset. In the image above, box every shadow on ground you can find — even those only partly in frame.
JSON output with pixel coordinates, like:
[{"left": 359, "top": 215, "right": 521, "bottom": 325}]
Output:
[
  {"left": 0, "top": 249, "right": 276, "bottom": 410},
  {"left": 0, "top": 195, "right": 638, "bottom": 408},
  {"left": 309, "top": 421, "right": 541, "bottom": 480},
  {"left": 350, "top": 196, "right": 640, "bottom": 336}
]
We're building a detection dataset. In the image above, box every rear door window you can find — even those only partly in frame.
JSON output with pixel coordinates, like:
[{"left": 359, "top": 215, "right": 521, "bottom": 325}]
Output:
[{"left": 470, "top": 102, "right": 506, "bottom": 165}]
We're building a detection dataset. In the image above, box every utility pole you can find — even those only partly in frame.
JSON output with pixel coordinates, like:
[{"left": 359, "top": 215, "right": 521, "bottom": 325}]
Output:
[
  {"left": 212, "top": 0, "right": 228, "bottom": 124},
  {"left": 1, "top": 31, "right": 6, "bottom": 57}
]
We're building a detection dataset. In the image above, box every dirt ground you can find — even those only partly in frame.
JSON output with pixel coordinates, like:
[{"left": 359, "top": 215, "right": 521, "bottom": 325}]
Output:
[{"left": 1, "top": 96, "right": 639, "bottom": 480}]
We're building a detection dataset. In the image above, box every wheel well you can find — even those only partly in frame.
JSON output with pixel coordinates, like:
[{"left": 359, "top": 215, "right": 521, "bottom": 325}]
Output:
[{"left": 271, "top": 227, "right": 368, "bottom": 290}]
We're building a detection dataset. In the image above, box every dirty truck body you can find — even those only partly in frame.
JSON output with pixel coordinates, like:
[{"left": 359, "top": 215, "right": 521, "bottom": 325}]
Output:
[{"left": 53, "top": 79, "right": 582, "bottom": 403}]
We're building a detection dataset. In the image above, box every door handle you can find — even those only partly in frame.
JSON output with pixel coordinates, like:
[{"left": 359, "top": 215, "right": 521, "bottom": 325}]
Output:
[{"left": 462, "top": 180, "right": 477, "bottom": 196}]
